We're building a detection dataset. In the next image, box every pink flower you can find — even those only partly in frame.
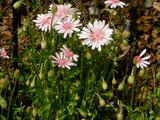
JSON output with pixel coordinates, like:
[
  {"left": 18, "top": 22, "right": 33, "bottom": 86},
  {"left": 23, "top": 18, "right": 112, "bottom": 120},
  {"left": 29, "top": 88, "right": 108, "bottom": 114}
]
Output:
[
  {"left": 105, "top": 0, "right": 126, "bottom": 8},
  {"left": 51, "top": 52, "right": 76, "bottom": 70},
  {"left": 60, "top": 45, "right": 79, "bottom": 61},
  {"left": 0, "top": 48, "right": 9, "bottom": 59},
  {"left": 49, "top": 4, "right": 75, "bottom": 21},
  {"left": 78, "top": 19, "right": 113, "bottom": 51},
  {"left": 133, "top": 49, "right": 150, "bottom": 69},
  {"left": 33, "top": 12, "right": 53, "bottom": 32},
  {"left": 54, "top": 17, "right": 81, "bottom": 38}
]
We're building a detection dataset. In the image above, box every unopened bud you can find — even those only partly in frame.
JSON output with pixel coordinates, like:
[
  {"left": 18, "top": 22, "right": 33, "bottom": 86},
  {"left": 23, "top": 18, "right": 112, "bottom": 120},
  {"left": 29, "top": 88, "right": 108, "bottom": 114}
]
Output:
[
  {"left": 18, "top": 28, "right": 23, "bottom": 36},
  {"left": 32, "top": 107, "right": 37, "bottom": 117},
  {"left": 14, "top": 69, "right": 20, "bottom": 79},
  {"left": 26, "top": 80, "right": 30, "bottom": 86},
  {"left": 117, "top": 113, "right": 123, "bottom": 120},
  {"left": 45, "top": 89, "right": 49, "bottom": 96},
  {"left": 51, "top": 5, "right": 57, "bottom": 14},
  {"left": 48, "top": 70, "right": 54, "bottom": 78},
  {"left": 74, "top": 95, "right": 80, "bottom": 101},
  {"left": 112, "top": 77, "right": 117, "bottom": 85},
  {"left": 139, "top": 69, "right": 145, "bottom": 77},
  {"left": 13, "top": 1, "right": 22, "bottom": 9},
  {"left": 26, "top": 106, "right": 31, "bottom": 112},
  {"left": 99, "top": 98, "right": 105, "bottom": 107},
  {"left": 0, "top": 78, "right": 8, "bottom": 89},
  {"left": 118, "top": 83, "right": 124, "bottom": 91},
  {"left": 0, "top": 97, "right": 7, "bottom": 109},
  {"left": 122, "top": 40, "right": 128, "bottom": 47},
  {"left": 156, "top": 71, "right": 160, "bottom": 80},
  {"left": 128, "top": 75, "right": 134, "bottom": 85},
  {"left": 30, "top": 80, "right": 35, "bottom": 87},
  {"left": 102, "top": 80, "right": 108, "bottom": 90},
  {"left": 86, "top": 52, "right": 91, "bottom": 59},
  {"left": 79, "top": 109, "right": 86, "bottom": 117},
  {"left": 41, "top": 41, "right": 47, "bottom": 49},
  {"left": 122, "top": 30, "right": 130, "bottom": 39}
]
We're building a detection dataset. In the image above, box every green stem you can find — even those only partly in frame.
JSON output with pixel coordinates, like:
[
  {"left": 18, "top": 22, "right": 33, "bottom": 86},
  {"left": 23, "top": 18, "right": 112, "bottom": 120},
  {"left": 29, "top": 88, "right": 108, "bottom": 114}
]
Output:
[
  {"left": 130, "top": 66, "right": 136, "bottom": 108},
  {"left": 7, "top": 78, "right": 18, "bottom": 119}
]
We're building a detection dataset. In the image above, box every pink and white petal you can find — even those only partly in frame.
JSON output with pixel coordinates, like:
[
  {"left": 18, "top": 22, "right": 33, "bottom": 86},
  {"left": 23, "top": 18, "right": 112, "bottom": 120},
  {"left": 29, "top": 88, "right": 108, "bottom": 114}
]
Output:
[
  {"left": 141, "top": 56, "right": 150, "bottom": 61},
  {"left": 140, "top": 49, "right": 147, "bottom": 57}
]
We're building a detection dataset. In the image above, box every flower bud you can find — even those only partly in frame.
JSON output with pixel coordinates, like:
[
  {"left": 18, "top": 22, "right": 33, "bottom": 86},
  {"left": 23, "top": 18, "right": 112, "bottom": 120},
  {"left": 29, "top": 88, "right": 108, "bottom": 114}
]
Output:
[
  {"left": 51, "top": 5, "right": 57, "bottom": 14},
  {"left": 13, "top": 1, "right": 22, "bottom": 9},
  {"left": 18, "top": 28, "right": 23, "bottom": 36},
  {"left": 122, "top": 40, "right": 128, "bottom": 47},
  {"left": 99, "top": 98, "right": 105, "bottom": 107},
  {"left": 32, "top": 107, "right": 37, "bottom": 117},
  {"left": 128, "top": 75, "right": 134, "bottom": 85},
  {"left": 26, "top": 80, "right": 30, "bottom": 86},
  {"left": 26, "top": 106, "right": 31, "bottom": 112},
  {"left": 114, "top": 30, "right": 121, "bottom": 40},
  {"left": 156, "top": 71, "right": 160, "bottom": 80},
  {"left": 30, "top": 80, "right": 35, "bottom": 88},
  {"left": 79, "top": 109, "right": 86, "bottom": 117},
  {"left": 118, "top": 83, "right": 124, "bottom": 91},
  {"left": 48, "top": 70, "right": 54, "bottom": 78},
  {"left": 86, "top": 52, "right": 91, "bottom": 59},
  {"left": 41, "top": 41, "right": 47, "bottom": 49},
  {"left": 102, "top": 80, "right": 108, "bottom": 90},
  {"left": 22, "top": 25, "right": 27, "bottom": 32},
  {"left": 139, "top": 69, "right": 145, "bottom": 77},
  {"left": 45, "top": 89, "right": 49, "bottom": 96},
  {"left": 58, "top": 0, "right": 63, "bottom": 4},
  {"left": 122, "top": 30, "right": 130, "bottom": 39},
  {"left": 14, "top": 69, "right": 20, "bottom": 79},
  {"left": 0, "top": 97, "right": 7, "bottom": 109},
  {"left": 74, "top": 95, "right": 80, "bottom": 101},
  {"left": 112, "top": 77, "right": 117, "bottom": 85},
  {"left": 117, "top": 113, "right": 123, "bottom": 120}
]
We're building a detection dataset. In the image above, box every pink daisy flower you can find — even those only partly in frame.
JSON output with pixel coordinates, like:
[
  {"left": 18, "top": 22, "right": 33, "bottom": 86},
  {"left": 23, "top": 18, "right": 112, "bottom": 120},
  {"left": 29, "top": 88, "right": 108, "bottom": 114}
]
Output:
[
  {"left": 60, "top": 45, "right": 79, "bottom": 61},
  {"left": 54, "top": 17, "right": 81, "bottom": 38},
  {"left": 51, "top": 52, "right": 76, "bottom": 70},
  {"left": 33, "top": 12, "right": 53, "bottom": 32},
  {"left": 133, "top": 49, "right": 150, "bottom": 69},
  {"left": 0, "top": 48, "right": 9, "bottom": 59},
  {"left": 78, "top": 19, "right": 113, "bottom": 51},
  {"left": 105, "top": 0, "right": 126, "bottom": 8},
  {"left": 49, "top": 4, "right": 75, "bottom": 21}
]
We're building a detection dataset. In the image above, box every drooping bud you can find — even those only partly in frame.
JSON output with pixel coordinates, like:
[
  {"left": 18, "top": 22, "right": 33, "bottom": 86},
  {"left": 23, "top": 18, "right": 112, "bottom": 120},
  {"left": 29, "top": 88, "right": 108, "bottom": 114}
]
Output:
[
  {"left": 32, "top": 107, "right": 37, "bottom": 117},
  {"left": 156, "top": 71, "right": 160, "bottom": 80},
  {"left": 86, "top": 52, "right": 91, "bottom": 59},
  {"left": 30, "top": 79, "right": 35, "bottom": 87},
  {"left": 26, "top": 106, "right": 31, "bottom": 113},
  {"left": 122, "top": 30, "right": 130, "bottom": 39},
  {"left": 118, "top": 83, "right": 124, "bottom": 91},
  {"left": 74, "top": 95, "right": 80, "bottom": 101},
  {"left": 117, "top": 113, "right": 123, "bottom": 120},
  {"left": 48, "top": 69, "right": 54, "bottom": 78},
  {"left": 18, "top": 28, "right": 23, "bottom": 36},
  {"left": 99, "top": 98, "right": 105, "bottom": 107},
  {"left": 14, "top": 69, "right": 20, "bottom": 79},
  {"left": 41, "top": 41, "right": 47, "bottom": 49},
  {"left": 13, "top": 1, "right": 22, "bottom": 9},
  {"left": 102, "top": 79, "right": 108, "bottom": 90},
  {"left": 139, "top": 69, "right": 145, "bottom": 77},
  {"left": 112, "top": 77, "right": 117, "bottom": 85},
  {"left": 45, "top": 89, "right": 49, "bottom": 96},
  {"left": 0, "top": 97, "right": 7, "bottom": 109},
  {"left": 128, "top": 75, "right": 134, "bottom": 85},
  {"left": 122, "top": 40, "right": 129, "bottom": 47}
]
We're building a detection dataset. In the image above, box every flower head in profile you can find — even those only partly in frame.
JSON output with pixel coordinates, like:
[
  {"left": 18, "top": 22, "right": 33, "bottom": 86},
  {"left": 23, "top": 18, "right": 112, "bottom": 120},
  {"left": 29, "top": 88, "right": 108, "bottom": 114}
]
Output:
[
  {"left": 51, "top": 52, "right": 76, "bottom": 70},
  {"left": 0, "top": 48, "right": 9, "bottom": 59},
  {"left": 105, "top": 0, "right": 126, "bottom": 8},
  {"left": 78, "top": 19, "right": 113, "bottom": 51},
  {"left": 33, "top": 12, "right": 53, "bottom": 32},
  {"left": 54, "top": 17, "right": 81, "bottom": 38},
  {"left": 133, "top": 49, "right": 150, "bottom": 69},
  {"left": 60, "top": 45, "right": 79, "bottom": 61},
  {"left": 49, "top": 4, "right": 75, "bottom": 21}
]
